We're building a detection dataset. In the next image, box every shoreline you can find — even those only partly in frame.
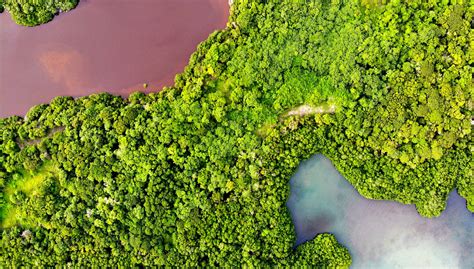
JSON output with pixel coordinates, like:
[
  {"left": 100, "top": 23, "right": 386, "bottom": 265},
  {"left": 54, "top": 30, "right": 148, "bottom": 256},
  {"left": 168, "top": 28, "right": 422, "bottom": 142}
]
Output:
[{"left": 0, "top": 1, "right": 230, "bottom": 118}]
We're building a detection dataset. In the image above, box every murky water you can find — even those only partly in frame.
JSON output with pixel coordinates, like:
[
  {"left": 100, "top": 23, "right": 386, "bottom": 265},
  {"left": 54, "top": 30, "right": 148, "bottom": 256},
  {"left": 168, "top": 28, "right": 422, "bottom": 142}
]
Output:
[
  {"left": 287, "top": 154, "right": 473, "bottom": 269},
  {"left": 2, "top": 3, "right": 472, "bottom": 267},
  {"left": 0, "top": 0, "right": 229, "bottom": 117}
]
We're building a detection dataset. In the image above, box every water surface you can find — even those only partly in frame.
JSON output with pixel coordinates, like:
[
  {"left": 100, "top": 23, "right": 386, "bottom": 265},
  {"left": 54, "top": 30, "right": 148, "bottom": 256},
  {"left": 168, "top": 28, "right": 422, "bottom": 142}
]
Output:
[
  {"left": 287, "top": 154, "right": 473, "bottom": 268},
  {"left": 0, "top": 0, "right": 229, "bottom": 117}
]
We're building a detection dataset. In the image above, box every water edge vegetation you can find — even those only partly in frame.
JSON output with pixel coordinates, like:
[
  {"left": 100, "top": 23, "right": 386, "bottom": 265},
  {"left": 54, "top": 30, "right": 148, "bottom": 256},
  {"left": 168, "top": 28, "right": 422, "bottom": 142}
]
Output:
[{"left": 0, "top": 0, "right": 472, "bottom": 266}]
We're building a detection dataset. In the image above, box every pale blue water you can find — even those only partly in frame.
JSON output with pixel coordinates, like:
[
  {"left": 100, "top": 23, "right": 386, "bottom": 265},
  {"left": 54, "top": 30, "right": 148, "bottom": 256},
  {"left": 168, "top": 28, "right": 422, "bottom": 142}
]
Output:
[{"left": 287, "top": 154, "right": 473, "bottom": 269}]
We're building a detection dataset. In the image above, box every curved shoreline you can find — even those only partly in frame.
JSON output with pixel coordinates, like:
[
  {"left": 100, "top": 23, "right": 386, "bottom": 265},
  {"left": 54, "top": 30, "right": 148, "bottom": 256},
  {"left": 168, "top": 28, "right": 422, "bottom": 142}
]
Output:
[{"left": 0, "top": 0, "right": 230, "bottom": 117}]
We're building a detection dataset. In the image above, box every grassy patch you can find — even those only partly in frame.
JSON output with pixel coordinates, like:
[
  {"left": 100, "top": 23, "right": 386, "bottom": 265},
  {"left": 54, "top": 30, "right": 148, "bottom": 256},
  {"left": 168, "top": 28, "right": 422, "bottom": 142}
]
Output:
[{"left": 1, "top": 162, "right": 59, "bottom": 228}]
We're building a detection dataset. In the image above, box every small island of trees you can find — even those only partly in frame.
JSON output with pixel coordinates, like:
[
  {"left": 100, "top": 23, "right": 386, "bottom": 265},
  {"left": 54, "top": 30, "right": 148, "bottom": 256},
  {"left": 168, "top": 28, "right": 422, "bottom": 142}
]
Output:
[
  {"left": 1, "top": 0, "right": 472, "bottom": 267},
  {"left": 0, "top": 0, "right": 79, "bottom": 26}
]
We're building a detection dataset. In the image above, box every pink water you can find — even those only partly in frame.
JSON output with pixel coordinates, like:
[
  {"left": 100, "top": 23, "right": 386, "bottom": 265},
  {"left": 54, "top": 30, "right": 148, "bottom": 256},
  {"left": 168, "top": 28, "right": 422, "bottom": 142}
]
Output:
[{"left": 0, "top": 0, "right": 229, "bottom": 117}]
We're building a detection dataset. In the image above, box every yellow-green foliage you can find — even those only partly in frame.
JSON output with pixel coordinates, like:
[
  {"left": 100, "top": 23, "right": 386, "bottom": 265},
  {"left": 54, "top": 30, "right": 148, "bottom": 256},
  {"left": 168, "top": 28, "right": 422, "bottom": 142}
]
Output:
[
  {"left": 1, "top": 207, "right": 17, "bottom": 228},
  {"left": 1, "top": 162, "right": 58, "bottom": 228},
  {"left": 2, "top": 0, "right": 79, "bottom": 27},
  {"left": 0, "top": 0, "right": 471, "bottom": 267}
]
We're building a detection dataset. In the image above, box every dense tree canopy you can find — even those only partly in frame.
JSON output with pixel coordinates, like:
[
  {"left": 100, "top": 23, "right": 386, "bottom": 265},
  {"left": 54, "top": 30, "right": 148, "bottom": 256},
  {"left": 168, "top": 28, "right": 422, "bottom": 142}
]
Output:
[
  {"left": 0, "top": 0, "right": 472, "bottom": 266},
  {"left": 1, "top": 0, "right": 79, "bottom": 26}
]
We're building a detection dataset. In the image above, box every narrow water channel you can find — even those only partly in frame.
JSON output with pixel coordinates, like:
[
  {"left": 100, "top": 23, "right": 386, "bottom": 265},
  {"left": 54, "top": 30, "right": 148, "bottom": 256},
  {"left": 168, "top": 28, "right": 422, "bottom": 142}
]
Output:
[
  {"left": 0, "top": 0, "right": 229, "bottom": 117},
  {"left": 287, "top": 154, "right": 473, "bottom": 269}
]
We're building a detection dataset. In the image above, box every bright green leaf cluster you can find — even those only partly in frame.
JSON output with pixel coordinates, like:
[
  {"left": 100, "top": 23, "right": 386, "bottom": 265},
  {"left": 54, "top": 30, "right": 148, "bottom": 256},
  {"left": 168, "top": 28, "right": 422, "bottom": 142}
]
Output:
[
  {"left": 2, "top": 0, "right": 79, "bottom": 26},
  {"left": 0, "top": 0, "right": 472, "bottom": 266}
]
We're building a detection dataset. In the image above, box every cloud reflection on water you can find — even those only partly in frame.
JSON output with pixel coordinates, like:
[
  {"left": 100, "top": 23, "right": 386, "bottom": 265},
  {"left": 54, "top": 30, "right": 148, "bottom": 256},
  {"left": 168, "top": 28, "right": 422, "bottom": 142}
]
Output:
[{"left": 287, "top": 154, "right": 473, "bottom": 268}]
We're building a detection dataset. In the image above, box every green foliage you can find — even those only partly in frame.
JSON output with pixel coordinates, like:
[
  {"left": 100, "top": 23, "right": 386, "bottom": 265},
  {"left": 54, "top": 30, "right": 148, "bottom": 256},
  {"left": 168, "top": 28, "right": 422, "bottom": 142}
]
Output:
[
  {"left": 291, "top": 234, "right": 352, "bottom": 268},
  {"left": 0, "top": 0, "right": 472, "bottom": 266},
  {"left": 1, "top": 162, "right": 60, "bottom": 228},
  {"left": 3, "top": 0, "right": 79, "bottom": 26}
]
